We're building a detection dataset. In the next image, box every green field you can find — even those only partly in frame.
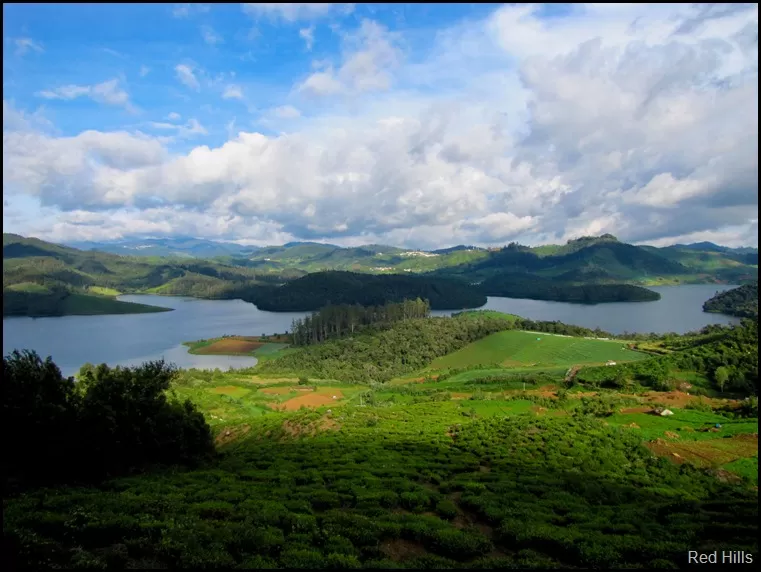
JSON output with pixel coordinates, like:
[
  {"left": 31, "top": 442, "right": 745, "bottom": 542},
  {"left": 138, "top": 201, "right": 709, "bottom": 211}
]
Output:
[{"left": 431, "top": 330, "right": 647, "bottom": 369}]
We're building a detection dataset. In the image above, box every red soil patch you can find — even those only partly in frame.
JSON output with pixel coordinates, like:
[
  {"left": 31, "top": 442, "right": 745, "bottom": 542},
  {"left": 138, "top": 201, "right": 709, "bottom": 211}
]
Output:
[
  {"left": 196, "top": 338, "right": 263, "bottom": 354},
  {"left": 451, "top": 393, "right": 471, "bottom": 400},
  {"left": 281, "top": 415, "right": 340, "bottom": 439},
  {"left": 215, "top": 424, "right": 250, "bottom": 446},
  {"left": 275, "top": 390, "right": 344, "bottom": 411}
]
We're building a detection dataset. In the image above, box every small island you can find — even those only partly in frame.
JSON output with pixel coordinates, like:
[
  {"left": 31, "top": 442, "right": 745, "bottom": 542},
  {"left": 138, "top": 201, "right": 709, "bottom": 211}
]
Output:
[
  {"left": 703, "top": 282, "right": 758, "bottom": 318},
  {"left": 183, "top": 334, "right": 293, "bottom": 361}
]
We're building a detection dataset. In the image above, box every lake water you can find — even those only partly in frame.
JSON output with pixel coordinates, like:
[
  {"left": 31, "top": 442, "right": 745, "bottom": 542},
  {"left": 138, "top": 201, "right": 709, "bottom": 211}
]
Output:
[{"left": 3, "top": 285, "right": 742, "bottom": 377}]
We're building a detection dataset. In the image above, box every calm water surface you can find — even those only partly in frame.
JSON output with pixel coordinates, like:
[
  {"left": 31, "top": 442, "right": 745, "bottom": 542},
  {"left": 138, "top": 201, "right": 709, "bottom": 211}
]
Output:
[{"left": 3, "top": 285, "right": 742, "bottom": 377}]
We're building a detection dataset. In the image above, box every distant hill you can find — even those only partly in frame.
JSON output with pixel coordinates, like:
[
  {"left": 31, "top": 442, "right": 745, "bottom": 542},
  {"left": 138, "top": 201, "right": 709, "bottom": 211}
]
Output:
[
  {"left": 4, "top": 233, "right": 757, "bottom": 316},
  {"left": 2, "top": 234, "right": 278, "bottom": 317},
  {"left": 247, "top": 270, "right": 487, "bottom": 312},
  {"left": 66, "top": 237, "right": 260, "bottom": 259}
]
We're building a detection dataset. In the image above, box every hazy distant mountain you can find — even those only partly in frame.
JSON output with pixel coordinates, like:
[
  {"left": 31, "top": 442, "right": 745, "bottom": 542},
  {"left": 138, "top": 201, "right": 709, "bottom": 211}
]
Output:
[{"left": 66, "top": 237, "right": 259, "bottom": 259}]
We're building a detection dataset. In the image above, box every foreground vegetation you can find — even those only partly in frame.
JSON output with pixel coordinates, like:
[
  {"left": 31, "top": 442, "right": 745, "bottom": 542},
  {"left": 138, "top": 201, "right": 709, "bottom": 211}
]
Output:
[{"left": 3, "top": 319, "right": 758, "bottom": 568}]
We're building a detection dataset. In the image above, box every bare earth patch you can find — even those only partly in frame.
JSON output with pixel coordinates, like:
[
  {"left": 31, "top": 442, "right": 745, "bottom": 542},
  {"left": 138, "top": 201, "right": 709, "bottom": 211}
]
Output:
[
  {"left": 260, "top": 387, "right": 298, "bottom": 395},
  {"left": 195, "top": 338, "right": 264, "bottom": 355},
  {"left": 451, "top": 392, "right": 471, "bottom": 400},
  {"left": 274, "top": 390, "right": 345, "bottom": 411}
]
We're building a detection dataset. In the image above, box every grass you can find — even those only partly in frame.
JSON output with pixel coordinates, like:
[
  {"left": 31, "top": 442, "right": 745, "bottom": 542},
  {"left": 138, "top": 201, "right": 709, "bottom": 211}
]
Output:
[
  {"left": 723, "top": 456, "right": 759, "bottom": 484},
  {"left": 6, "top": 282, "right": 52, "bottom": 294},
  {"left": 59, "top": 293, "right": 173, "bottom": 315},
  {"left": 88, "top": 286, "right": 122, "bottom": 296},
  {"left": 431, "top": 330, "right": 648, "bottom": 370}
]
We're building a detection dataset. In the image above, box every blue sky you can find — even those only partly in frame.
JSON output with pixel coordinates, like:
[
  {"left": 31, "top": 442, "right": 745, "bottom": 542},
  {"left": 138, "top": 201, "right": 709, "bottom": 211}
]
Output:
[{"left": 2, "top": 3, "right": 758, "bottom": 248}]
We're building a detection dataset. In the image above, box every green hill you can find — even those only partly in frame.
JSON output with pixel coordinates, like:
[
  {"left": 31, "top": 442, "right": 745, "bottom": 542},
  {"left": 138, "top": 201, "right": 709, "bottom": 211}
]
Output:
[{"left": 249, "top": 270, "right": 486, "bottom": 311}]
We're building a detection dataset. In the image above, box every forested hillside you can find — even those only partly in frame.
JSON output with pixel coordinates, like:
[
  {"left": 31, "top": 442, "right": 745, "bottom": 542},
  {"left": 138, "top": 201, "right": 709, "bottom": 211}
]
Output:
[
  {"left": 480, "top": 273, "right": 660, "bottom": 303},
  {"left": 249, "top": 271, "right": 486, "bottom": 311},
  {"left": 703, "top": 282, "right": 758, "bottom": 318}
]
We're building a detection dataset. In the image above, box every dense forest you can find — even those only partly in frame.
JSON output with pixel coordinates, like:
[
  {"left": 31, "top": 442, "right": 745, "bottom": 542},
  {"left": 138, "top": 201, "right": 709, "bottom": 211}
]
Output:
[
  {"left": 3, "top": 352, "right": 214, "bottom": 492},
  {"left": 290, "top": 299, "right": 431, "bottom": 345},
  {"left": 480, "top": 273, "right": 660, "bottom": 303},
  {"left": 248, "top": 271, "right": 486, "bottom": 311},
  {"left": 703, "top": 281, "right": 758, "bottom": 318}
]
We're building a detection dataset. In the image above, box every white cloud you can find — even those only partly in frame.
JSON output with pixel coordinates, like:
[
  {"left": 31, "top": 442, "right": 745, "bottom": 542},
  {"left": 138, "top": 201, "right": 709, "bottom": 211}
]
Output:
[
  {"left": 14, "top": 37, "right": 44, "bottom": 56},
  {"left": 172, "top": 3, "right": 210, "bottom": 18},
  {"left": 175, "top": 64, "right": 200, "bottom": 90},
  {"left": 271, "top": 105, "right": 301, "bottom": 119},
  {"left": 201, "top": 25, "right": 223, "bottom": 45},
  {"left": 241, "top": 3, "right": 351, "bottom": 23},
  {"left": 139, "top": 65, "right": 151, "bottom": 77},
  {"left": 297, "top": 19, "right": 403, "bottom": 96},
  {"left": 4, "top": 4, "right": 759, "bottom": 249},
  {"left": 299, "top": 25, "right": 315, "bottom": 50},
  {"left": 166, "top": 112, "right": 182, "bottom": 121},
  {"left": 148, "top": 118, "right": 208, "bottom": 138},
  {"left": 222, "top": 84, "right": 245, "bottom": 100},
  {"left": 36, "top": 79, "right": 134, "bottom": 110}
]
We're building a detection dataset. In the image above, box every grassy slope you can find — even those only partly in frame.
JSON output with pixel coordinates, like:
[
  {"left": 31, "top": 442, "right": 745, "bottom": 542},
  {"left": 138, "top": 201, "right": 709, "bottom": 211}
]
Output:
[{"left": 431, "top": 330, "right": 647, "bottom": 369}]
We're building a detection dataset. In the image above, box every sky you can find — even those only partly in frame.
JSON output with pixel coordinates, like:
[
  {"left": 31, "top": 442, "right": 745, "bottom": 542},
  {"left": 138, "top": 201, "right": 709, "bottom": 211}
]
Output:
[{"left": 2, "top": 3, "right": 758, "bottom": 249}]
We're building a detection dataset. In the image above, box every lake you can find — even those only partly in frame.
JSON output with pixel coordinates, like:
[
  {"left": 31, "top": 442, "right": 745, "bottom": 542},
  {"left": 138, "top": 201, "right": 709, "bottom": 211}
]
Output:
[{"left": 3, "top": 285, "right": 742, "bottom": 377}]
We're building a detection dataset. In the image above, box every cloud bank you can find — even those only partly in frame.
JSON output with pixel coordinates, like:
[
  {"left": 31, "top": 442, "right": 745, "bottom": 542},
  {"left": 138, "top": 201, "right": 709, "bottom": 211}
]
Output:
[{"left": 2, "top": 3, "right": 758, "bottom": 248}]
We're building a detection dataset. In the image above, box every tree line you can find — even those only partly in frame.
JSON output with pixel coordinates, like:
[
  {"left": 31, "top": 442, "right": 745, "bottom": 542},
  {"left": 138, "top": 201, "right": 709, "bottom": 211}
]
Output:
[
  {"left": 4, "top": 351, "right": 215, "bottom": 493},
  {"left": 290, "top": 298, "right": 431, "bottom": 346}
]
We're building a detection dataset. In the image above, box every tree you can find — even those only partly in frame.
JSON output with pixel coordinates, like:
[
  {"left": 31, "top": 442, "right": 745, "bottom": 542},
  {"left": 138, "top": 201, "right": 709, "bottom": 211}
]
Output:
[
  {"left": 714, "top": 366, "right": 730, "bottom": 393},
  {"left": 3, "top": 350, "right": 80, "bottom": 489}
]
